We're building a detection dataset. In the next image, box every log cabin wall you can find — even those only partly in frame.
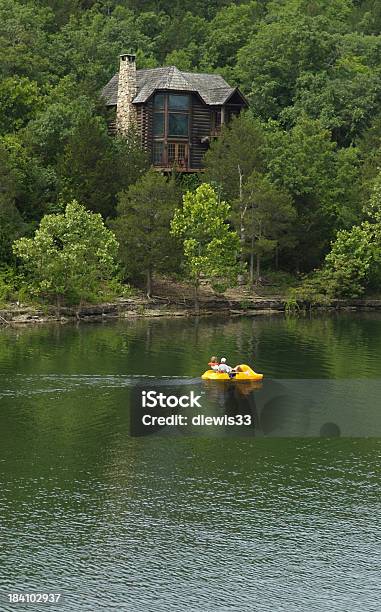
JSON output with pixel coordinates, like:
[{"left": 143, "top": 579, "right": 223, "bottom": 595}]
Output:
[
  {"left": 190, "top": 95, "right": 211, "bottom": 169},
  {"left": 136, "top": 105, "right": 143, "bottom": 146},
  {"left": 136, "top": 103, "right": 150, "bottom": 152},
  {"left": 107, "top": 105, "right": 117, "bottom": 136},
  {"left": 146, "top": 98, "right": 153, "bottom": 159}
]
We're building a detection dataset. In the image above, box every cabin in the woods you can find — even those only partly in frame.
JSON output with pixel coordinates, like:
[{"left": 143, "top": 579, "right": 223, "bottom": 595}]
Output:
[{"left": 102, "top": 53, "right": 248, "bottom": 172}]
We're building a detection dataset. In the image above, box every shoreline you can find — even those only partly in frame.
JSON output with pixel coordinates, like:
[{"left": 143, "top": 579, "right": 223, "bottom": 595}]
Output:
[{"left": 2, "top": 295, "right": 381, "bottom": 325}]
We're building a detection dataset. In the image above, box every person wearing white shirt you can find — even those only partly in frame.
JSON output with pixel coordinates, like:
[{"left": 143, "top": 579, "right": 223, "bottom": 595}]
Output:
[{"left": 217, "top": 357, "right": 233, "bottom": 373}]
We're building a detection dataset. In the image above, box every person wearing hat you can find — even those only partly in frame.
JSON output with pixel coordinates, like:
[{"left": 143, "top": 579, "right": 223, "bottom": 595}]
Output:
[
  {"left": 217, "top": 357, "right": 233, "bottom": 374},
  {"left": 218, "top": 358, "right": 244, "bottom": 377}
]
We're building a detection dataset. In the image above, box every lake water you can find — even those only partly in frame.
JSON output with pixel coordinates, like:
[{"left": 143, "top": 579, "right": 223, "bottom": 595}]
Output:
[{"left": 0, "top": 313, "right": 380, "bottom": 611}]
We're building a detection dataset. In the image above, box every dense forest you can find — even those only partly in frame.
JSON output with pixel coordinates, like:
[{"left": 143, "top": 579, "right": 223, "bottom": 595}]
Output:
[{"left": 2, "top": 0, "right": 381, "bottom": 304}]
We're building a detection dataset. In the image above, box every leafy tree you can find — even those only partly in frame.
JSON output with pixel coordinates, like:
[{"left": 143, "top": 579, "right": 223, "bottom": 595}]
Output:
[
  {"left": 49, "top": 6, "right": 157, "bottom": 94},
  {"left": 37, "top": 0, "right": 83, "bottom": 28},
  {"left": 203, "top": 2, "right": 261, "bottom": 74},
  {"left": 164, "top": 49, "right": 194, "bottom": 71},
  {"left": 279, "top": 59, "right": 381, "bottom": 146},
  {"left": 122, "top": 0, "right": 235, "bottom": 19},
  {"left": 303, "top": 172, "right": 381, "bottom": 299},
  {"left": 162, "top": 13, "right": 208, "bottom": 66},
  {"left": 266, "top": 0, "right": 352, "bottom": 23},
  {"left": 357, "top": 112, "right": 381, "bottom": 203},
  {"left": 57, "top": 112, "right": 147, "bottom": 216},
  {"left": 204, "top": 114, "right": 297, "bottom": 277},
  {"left": 322, "top": 224, "right": 377, "bottom": 297},
  {"left": 332, "top": 146, "right": 362, "bottom": 228},
  {"left": 111, "top": 170, "right": 180, "bottom": 297},
  {"left": 24, "top": 76, "right": 94, "bottom": 163},
  {"left": 204, "top": 114, "right": 266, "bottom": 203},
  {"left": 351, "top": 0, "right": 381, "bottom": 35},
  {"left": 266, "top": 117, "right": 340, "bottom": 270},
  {"left": 13, "top": 200, "right": 119, "bottom": 305},
  {"left": 237, "top": 15, "right": 341, "bottom": 120},
  {"left": 0, "top": 144, "right": 25, "bottom": 262},
  {"left": 241, "top": 173, "right": 296, "bottom": 282},
  {"left": 171, "top": 183, "right": 241, "bottom": 311},
  {"left": 0, "top": 76, "right": 41, "bottom": 135},
  {"left": 0, "top": 0, "right": 53, "bottom": 83},
  {"left": 1, "top": 134, "right": 58, "bottom": 222}
]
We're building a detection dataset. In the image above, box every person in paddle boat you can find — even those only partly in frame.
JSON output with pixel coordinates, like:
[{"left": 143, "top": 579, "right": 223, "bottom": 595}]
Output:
[
  {"left": 208, "top": 356, "right": 220, "bottom": 371},
  {"left": 218, "top": 357, "right": 243, "bottom": 377}
]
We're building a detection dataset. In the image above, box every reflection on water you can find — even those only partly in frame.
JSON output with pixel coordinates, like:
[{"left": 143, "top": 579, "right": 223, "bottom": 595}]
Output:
[
  {"left": 0, "top": 314, "right": 381, "bottom": 611},
  {"left": 0, "top": 311, "right": 381, "bottom": 380}
]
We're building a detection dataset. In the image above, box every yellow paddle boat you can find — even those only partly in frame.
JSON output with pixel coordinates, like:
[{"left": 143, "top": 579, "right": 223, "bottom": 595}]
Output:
[{"left": 201, "top": 364, "right": 263, "bottom": 381}]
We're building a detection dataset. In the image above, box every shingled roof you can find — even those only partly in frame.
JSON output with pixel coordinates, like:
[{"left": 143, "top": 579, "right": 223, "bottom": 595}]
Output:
[{"left": 102, "top": 66, "right": 242, "bottom": 106}]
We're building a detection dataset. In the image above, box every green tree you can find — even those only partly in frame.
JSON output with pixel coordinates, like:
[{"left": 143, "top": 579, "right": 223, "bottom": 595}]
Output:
[
  {"left": 24, "top": 77, "right": 94, "bottom": 163},
  {"left": 237, "top": 14, "right": 341, "bottom": 120},
  {"left": 57, "top": 112, "right": 147, "bottom": 217},
  {"left": 1, "top": 134, "right": 58, "bottom": 222},
  {"left": 279, "top": 59, "right": 381, "bottom": 146},
  {"left": 204, "top": 114, "right": 266, "bottom": 203},
  {"left": 13, "top": 200, "right": 119, "bottom": 305},
  {"left": 266, "top": 117, "right": 340, "bottom": 270},
  {"left": 0, "top": 76, "right": 41, "bottom": 135},
  {"left": 0, "top": 0, "right": 52, "bottom": 83},
  {"left": 202, "top": 1, "right": 262, "bottom": 82},
  {"left": 171, "top": 183, "right": 241, "bottom": 311},
  {"left": 306, "top": 172, "right": 381, "bottom": 299},
  {"left": 322, "top": 224, "right": 376, "bottom": 298},
  {"left": 242, "top": 173, "right": 296, "bottom": 282},
  {"left": 111, "top": 170, "right": 180, "bottom": 297},
  {"left": 122, "top": 0, "right": 234, "bottom": 19},
  {"left": 0, "top": 144, "right": 24, "bottom": 262},
  {"left": 49, "top": 6, "right": 157, "bottom": 94},
  {"left": 351, "top": 0, "right": 381, "bottom": 35},
  {"left": 162, "top": 12, "right": 208, "bottom": 67}
]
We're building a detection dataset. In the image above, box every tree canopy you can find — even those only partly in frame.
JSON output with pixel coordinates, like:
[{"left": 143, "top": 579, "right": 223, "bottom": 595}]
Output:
[
  {"left": 2, "top": 0, "right": 381, "bottom": 298},
  {"left": 13, "top": 201, "right": 119, "bottom": 304}
]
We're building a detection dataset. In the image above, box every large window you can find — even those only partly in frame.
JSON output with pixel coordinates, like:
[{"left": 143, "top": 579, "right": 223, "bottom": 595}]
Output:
[
  {"left": 153, "top": 113, "right": 164, "bottom": 136},
  {"left": 168, "top": 113, "right": 188, "bottom": 136},
  {"left": 168, "top": 93, "right": 189, "bottom": 136},
  {"left": 153, "top": 142, "right": 164, "bottom": 165},
  {"left": 168, "top": 94, "right": 189, "bottom": 110},
  {"left": 153, "top": 93, "right": 165, "bottom": 137},
  {"left": 152, "top": 92, "right": 190, "bottom": 167},
  {"left": 168, "top": 143, "right": 186, "bottom": 165}
]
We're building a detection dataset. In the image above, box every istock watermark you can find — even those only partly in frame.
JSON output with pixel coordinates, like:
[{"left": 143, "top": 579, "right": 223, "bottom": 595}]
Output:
[
  {"left": 141, "top": 390, "right": 202, "bottom": 409},
  {"left": 130, "top": 384, "right": 255, "bottom": 436},
  {"left": 130, "top": 379, "right": 381, "bottom": 438}
]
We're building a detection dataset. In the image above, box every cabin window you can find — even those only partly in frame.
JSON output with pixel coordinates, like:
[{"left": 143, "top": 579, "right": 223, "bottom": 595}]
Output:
[
  {"left": 152, "top": 92, "right": 190, "bottom": 167},
  {"left": 167, "top": 143, "right": 188, "bottom": 168},
  {"left": 168, "top": 113, "right": 188, "bottom": 136},
  {"left": 153, "top": 141, "right": 164, "bottom": 165},
  {"left": 153, "top": 112, "right": 164, "bottom": 137},
  {"left": 212, "top": 110, "right": 222, "bottom": 132},
  {"left": 168, "top": 93, "right": 189, "bottom": 136},
  {"left": 168, "top": 94, "right": 189, "bottom": 111},
  {"left": 154, "top": 94, "right": 165, "bottom": 109},
  {"left": 167, "top": 143, "right": 175, "bottom": 163}
]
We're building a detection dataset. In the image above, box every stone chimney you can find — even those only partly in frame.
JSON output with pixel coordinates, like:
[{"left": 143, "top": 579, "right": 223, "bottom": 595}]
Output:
[{"left": 116, "top": 53, "right": 137, "bottom": 135}]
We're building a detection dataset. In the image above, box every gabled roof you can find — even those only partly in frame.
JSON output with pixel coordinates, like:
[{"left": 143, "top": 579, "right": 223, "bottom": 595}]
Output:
[{"left": 102, "top": 66, "right": 247, "bottom": 107}]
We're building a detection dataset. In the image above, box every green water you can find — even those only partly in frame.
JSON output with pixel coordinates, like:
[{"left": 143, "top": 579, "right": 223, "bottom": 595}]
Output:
[{"left": 0, "top": 314, "right": 381, "bottom": 611}]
